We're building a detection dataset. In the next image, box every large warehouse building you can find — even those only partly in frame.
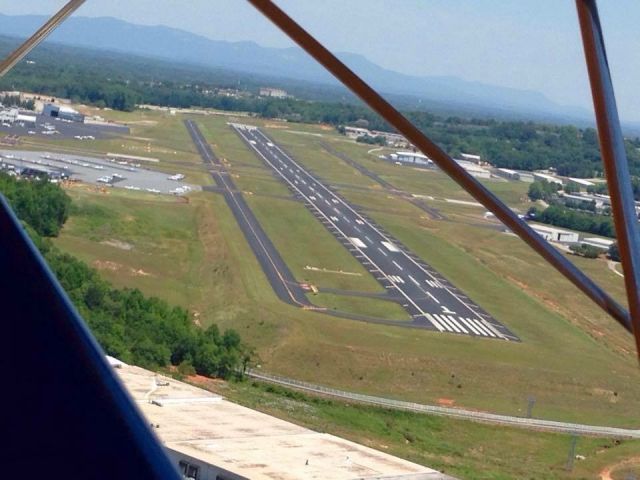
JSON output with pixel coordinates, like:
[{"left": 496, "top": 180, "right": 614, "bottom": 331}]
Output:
[
  {"left": 114, "top": 360, "right": 452, "bottom": 480},
  {"left": 43, "top": 103, "right": 85, "bottom": 123}
]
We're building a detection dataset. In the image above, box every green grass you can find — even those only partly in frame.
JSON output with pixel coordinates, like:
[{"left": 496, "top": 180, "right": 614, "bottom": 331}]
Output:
[
  {"left": 323, "top": 138, "right": 530, "bottom": 209},
  {"left": 192, "top": 378, "right": 640, "bottom": 480},
  {"left": 245, "top": 195, "right": 384, "bottom": 293},
  {"left": 51, "top": 112, "right": 640, "bottom": 430},
  {"left": 311, "top": 292, "right": 411, "bottom": 321}
]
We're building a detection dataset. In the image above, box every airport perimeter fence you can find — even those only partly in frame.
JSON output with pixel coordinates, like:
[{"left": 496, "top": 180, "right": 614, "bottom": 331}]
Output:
[{"left": 245, "top": 369, "right": 640, "bottom": 439}]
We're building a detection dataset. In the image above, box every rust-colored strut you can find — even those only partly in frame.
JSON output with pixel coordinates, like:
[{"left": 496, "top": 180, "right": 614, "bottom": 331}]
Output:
[
  {"left": 576, "top": 0, "right": 640, "bottom": 356},
  {"left": 246, "top": 0, "right": 639, "bottom": 356},
  {"left": 0, "top": 0, "right": 86, "bottom": 77}
]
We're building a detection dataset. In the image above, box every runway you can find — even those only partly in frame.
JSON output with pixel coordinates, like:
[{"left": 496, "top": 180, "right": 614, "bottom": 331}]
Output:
[
  {"left": 231, "top": 123, "right": 518, "bottom": 341},
  {"left": 185, "top": 119, "right": 312, "bottom": 309}
]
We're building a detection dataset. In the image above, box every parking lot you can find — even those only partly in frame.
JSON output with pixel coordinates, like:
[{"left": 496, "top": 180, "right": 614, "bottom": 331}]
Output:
[
  {"left": 0, "top": 113, "right": 129, "bottom": 140},
  {"left": 0, "top": 149, "right": 197, "bottom": 195}
]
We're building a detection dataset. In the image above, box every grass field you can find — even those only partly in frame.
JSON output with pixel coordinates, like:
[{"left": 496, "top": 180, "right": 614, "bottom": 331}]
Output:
[
  {"left": 311, "top": 292, "right": 411, "bottom": 321},
  {"left": 189, "top": 376, "right": 640, "bottom": 480},
  {"left": 49, "top": 112, "right": 640, "bottom": 433}
]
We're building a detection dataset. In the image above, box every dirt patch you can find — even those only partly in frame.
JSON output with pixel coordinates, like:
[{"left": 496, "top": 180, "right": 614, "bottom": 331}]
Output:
[
  {"left": 590, "top": 387, "right": 620, "bottom": 403},
  {"left": 101, "top": 239, "right": 134, "bottom": 250},
  {"left": 264, "top": 123, "right": 288, "bottom": 129},
  {"left": 600, "top": 456, "right": 640, "bottom": 480},
  {"left": 93, "top": 260, "right": 121, "bottom": 271},
  {"left": 92, "top": 260, "right": 153, "bottom": 277},
  {"left": 437, "top": 398, "right": 456, "bottom": 406}
]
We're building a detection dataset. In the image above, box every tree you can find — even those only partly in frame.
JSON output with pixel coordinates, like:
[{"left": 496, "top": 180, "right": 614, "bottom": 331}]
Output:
[
  {"left": 608, "top": 242, "right": 620, "bottom": 262},
  {"left": 569, "top": 244, "right": 601, "bottom": 259}
]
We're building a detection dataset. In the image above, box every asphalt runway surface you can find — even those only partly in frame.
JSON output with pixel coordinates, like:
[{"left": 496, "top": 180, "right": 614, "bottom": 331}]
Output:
[
  {"left": 231, "top": 123, "right": 518, "bottom": 341},
  {"left": 184, "top": 119, "right": 312, "bottom": 309}
]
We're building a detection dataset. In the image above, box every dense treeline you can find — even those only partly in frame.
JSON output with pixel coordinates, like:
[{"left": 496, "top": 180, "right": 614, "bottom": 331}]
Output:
[
  {"left": 0, "top": 175, "right": 249, "bottom": 376},
  {"left": 529, "top": 205, "right": 616, "bottom": 238},
  {"left": 3, "top": 37, "right": 640, "bottom": 178},
  {"left": 0, "top": 93, "right": 34, "bottom": 110},
  {"left": 569, "top": 243, "right": 602, "bottom": 258},
  {"left": 528, "top": 180, "right": 561, "bottom": 202},
  {"left": 0, "top": 173, "right": 70, "bottom": 236}
]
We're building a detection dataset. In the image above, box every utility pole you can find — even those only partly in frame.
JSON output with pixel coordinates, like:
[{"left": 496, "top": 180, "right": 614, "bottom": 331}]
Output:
[
  {"left": 565, "top": 435, "right": 578, "bottom": 472},
  {"left": 526, "top": 395, "right": 536, "bottom": 418}
]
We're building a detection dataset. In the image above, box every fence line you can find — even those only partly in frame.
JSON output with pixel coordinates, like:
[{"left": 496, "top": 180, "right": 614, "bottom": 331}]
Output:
[{"left": 245, "top": 370, "right": 640, "bottom": 439}]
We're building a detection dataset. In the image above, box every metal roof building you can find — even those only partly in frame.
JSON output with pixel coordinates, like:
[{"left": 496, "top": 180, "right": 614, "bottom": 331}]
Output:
[{"left": 117, "top": 362, "right": 453, "bottom": 480}]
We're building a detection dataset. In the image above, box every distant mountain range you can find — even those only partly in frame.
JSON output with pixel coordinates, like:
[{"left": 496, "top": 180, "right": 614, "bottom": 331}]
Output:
[{"left": 0, "top": 14, "right": 592, "bottom": 122}]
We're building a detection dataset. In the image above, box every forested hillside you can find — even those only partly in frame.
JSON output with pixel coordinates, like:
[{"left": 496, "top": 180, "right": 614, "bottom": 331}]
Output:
[{"left": 0, "top": 174, "right": 249, "bottom": 376}]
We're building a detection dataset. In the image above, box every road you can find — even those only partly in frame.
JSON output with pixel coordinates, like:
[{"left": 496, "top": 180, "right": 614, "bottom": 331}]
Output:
[
  {"left": 246, "top": 369, "right": 640, "bottom": 439},
  {"left": 231, "top": 123, "right": 518, "bottom": 341},
  {"left": 184, "top": 120, "right": 312, "bottom": 309}
]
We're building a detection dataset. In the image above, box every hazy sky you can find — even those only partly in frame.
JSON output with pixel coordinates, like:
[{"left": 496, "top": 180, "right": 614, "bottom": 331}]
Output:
[{"left": 3, "top": 1, "right": 639, "bottom": 121}]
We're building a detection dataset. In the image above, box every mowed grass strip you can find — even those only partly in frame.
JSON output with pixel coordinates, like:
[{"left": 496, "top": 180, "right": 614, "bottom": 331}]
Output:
[
  {"left": 311, "top": 292, "right": 411, "bottom": 321},
  {"left": 246, "top": 195, "right": 384, "bottom": 294}
]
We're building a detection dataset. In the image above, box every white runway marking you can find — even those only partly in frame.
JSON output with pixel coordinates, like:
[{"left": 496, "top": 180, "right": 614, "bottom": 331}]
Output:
[
  {"left": 459, "top": 317, "right": 482, "bottom": 335},
  {"left": 447, "top": 315, "right": 468, "bottom": 333},
  {"left": 425, "top": 313, "right": 446, "bottom": 332},
  {"left": 364, "top": 235, "right": 372, "bottom": 243},
  {"left": 426, "top": 291, "right": 440, "bottom": 304},
  {"left": 481, "top": 319, "right": 504, "bottom": 339},
  {"left": 468, "top": 318, "right": 494, "bottom": 337},
  {"left": 441, "top": 305, "right": 456, "bottom": 315},
  {"left": 349, "top": 237, "right": 367, "bottom": 248},
  {"left": 408, "top": 275, "right": 420, "bottom": 286},
  {"left": 392, "top": 260, "right": 404, "bottom": 271},
  {"left": 435, "top": 314, "right": 460, "bottom": 333},
  {"left": 377, "top": 247, "right": 388, "bottom": 257},
  {"left": 381, "top": 241, "right": 400, "bottom": 252},
  {"left": 389, "top": 275, "right": 405, "bottom": 284}
]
